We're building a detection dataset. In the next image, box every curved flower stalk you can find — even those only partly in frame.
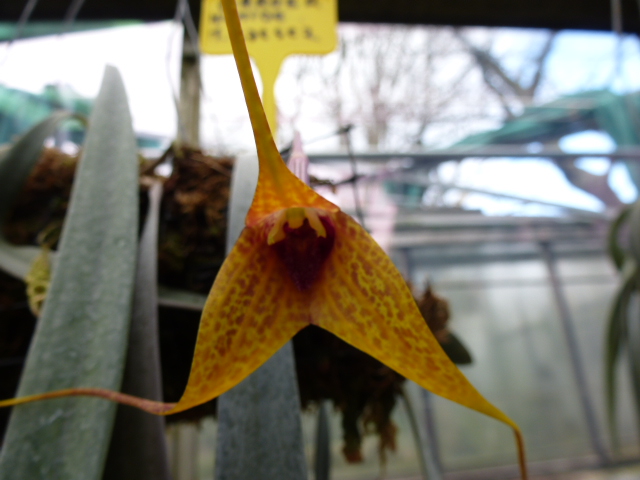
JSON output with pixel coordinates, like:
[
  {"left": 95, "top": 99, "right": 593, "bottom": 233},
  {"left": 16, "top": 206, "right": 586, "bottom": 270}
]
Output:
[{"left": 0, "top": 1, "right": 527, "bottom": 477}]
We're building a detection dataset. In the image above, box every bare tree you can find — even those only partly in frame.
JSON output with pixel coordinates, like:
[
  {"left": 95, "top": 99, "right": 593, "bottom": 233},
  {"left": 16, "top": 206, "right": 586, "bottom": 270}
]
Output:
[
  {"left": 279, "top": 25, "right": 624, "bottom": 209},
  {"left": 280, "top": 24, "right": 485, "bottom": 151},
  {"left": 456, "top": 29, "right": 625, "bottom": 208},
  {"left": 455, "top": 29, "right": 558, "bottom": 119}
]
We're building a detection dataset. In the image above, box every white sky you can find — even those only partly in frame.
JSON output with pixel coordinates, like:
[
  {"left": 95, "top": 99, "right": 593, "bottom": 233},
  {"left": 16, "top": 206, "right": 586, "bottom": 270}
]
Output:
[
  {"left": 1, "top": 22, "right": 638, "bottom": 213},
  {"left": 0, "top": 21, "right": 183, "bottom": 137}
]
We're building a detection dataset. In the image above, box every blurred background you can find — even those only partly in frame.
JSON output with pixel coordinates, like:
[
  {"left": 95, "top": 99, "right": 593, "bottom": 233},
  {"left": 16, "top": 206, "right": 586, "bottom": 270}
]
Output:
[{"left": 3, "top": 0, "right": 640, "bottom": 479}]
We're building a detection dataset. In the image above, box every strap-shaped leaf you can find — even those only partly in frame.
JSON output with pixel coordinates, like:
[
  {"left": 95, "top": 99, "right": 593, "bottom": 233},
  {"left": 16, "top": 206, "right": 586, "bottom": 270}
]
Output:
[
  {"left": 626, "top": 288, "right": 640, "bottom": 446},
  {"left": 628, "top": 200, "right": 640, "bottom": 267},
  {"left": 0, "top": 66, "right": 139, "bottom": 480},
  {"left": 0, "top": 111, "right": 82, "bottom": 279},
  {"left": 0, "top": 111, "right": 80, "bottom": 225},
  {"left": 604, "top": 258, "right": 637, "bottom": 449},
  {"left": 157, "top": 285, "right": 207, "bottom": 310},
  {"left": 0, "top": 111, "right": 205, "bottom": 315},
  {"left": 0, "top": 242, "right": 43, "bottom": 280},
  {"left": 103, "top": 181, "right": 171, "bottom": 480},
  {"left": 608, "top": 206, "right": 631, "bottom": 272},
  {"left": 214, "top": 154, "right": 307, "bottom": 480}
]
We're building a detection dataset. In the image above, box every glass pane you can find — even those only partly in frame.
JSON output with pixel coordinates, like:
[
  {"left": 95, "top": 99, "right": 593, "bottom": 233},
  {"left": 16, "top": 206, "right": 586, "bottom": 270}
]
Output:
[
  {"left": 412, "top": 255, "right": 593, "bottom": 469},
  {"left": 558, "top": 255, "right": 640, "bottom": 456}
]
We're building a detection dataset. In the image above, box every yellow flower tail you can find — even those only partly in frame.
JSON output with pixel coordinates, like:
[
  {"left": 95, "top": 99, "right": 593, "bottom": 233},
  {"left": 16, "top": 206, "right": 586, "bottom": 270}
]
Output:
[{"left": 0, "top": 2, "right": 529, "bottom": 478}]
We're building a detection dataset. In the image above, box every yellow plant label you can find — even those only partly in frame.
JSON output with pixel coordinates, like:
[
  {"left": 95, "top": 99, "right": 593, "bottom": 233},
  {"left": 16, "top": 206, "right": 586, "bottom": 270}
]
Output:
[{"left": 200, "top": 0, "right": 338, "bottom": 134}]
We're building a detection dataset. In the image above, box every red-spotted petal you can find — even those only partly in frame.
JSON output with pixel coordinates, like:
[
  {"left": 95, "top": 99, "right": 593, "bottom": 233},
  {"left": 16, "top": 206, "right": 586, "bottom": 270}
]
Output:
[
  {"left": 167, "top": 225, "right": 310, "bottom": 414},
  {"left": 311, "top": 212, "right": 520, "bottom": 428}
]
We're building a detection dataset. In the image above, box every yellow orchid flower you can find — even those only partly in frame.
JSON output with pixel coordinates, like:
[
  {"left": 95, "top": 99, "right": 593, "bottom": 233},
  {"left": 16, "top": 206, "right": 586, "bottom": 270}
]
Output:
[{"left": 0, "top": 1, "right": 527, "bottom": 477}]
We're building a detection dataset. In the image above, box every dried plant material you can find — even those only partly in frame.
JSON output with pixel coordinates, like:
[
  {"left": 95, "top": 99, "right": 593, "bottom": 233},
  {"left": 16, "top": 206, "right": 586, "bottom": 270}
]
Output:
[{"left": 24, "top": 246, "right": 50, "bottom": 317}]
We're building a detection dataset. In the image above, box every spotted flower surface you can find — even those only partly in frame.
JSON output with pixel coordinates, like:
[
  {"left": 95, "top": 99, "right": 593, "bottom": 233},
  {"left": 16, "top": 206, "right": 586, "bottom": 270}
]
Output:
[{"left": 0, "top": 0, "right": 526, "bottom": 477}]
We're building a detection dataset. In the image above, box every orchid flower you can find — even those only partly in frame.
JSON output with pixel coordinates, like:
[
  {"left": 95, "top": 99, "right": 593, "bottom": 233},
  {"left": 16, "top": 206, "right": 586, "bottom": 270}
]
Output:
[{"left": 0, "top": 1, "right": 527, "bottom": 477}]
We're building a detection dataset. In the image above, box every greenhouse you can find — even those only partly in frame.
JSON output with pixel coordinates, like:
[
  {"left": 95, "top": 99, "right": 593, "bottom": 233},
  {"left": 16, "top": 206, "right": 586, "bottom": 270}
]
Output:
[{"left": 1, "top": 1, "right": 640, "bottom": 480}]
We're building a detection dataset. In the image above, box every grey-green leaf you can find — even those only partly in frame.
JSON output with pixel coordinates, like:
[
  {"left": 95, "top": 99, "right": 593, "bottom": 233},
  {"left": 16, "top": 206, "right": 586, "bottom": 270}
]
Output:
[
  {"left": 215, "top": 154, "right": 307, "bottom": 480},
  {"left": 0, "top": 110, "right": 80, "bottom": 225},
  {"left": 0, "top": 243, "right": 45, "bottom": 280},
  {"left": 0, "top": 65, "right": 139, "bottom": 480},
  {"left": 157, "top": 285, "right": 207, "bottom": 311},
  {"left": 103, "top": 181, "right": 171, "bottom": 480},
  {"left": 0, "top": 111, "right": 80, "bottom": 279}
]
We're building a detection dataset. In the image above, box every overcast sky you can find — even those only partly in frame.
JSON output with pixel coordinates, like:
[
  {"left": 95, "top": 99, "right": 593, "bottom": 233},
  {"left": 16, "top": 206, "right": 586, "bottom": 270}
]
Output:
[{"left": 0, "top": 21, "right": 638, "bottom": 213}]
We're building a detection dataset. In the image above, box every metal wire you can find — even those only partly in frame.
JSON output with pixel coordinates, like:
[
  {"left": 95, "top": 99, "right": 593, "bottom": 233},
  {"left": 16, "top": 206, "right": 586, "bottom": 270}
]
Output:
[
  {"left": 182, "top": 0, "right": 201, "bottom": 55},
  {"left": 60, "top": 0, "right": 88, "bottom": 35},
  {"left": 171, "top": 0, "right": 204, "bottom": 145},
  {"left": 611, "top": 0, "right": 623, "bottom": 34},
  {"left": 0, "top": 0, "right": 40, "bottom": 73},
  {"left": 10, "top": 0, "right": 40, "bottom": 45},
  {"left": 341, "top": 125, "right": 367, "bottom": 229}
]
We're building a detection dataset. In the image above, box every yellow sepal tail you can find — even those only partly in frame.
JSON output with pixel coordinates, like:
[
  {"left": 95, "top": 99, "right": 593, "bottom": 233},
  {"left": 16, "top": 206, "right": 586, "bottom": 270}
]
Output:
[
  {"left": 218, "top": 0, "right": 337, "bottom": 225},
  {"left": 312, "top": 212, "right": 527, "bottom": 477}
]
